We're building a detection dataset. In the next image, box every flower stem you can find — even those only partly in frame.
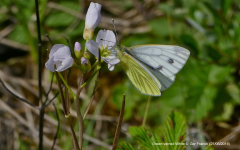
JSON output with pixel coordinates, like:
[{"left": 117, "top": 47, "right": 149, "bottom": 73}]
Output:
[
  {"left": 58, "top": 72, "right": 76, "bottom": 99},
  {"left": 90, "top": 60, "right": 98, "bottom": 71},
  {"left": 142, "top": 96, "right": 151, "bottom": 127},
  {"left": 54, "top": 65, "right": 80, "bottom": 150},
  {"left": 80, "top": 68, "right": 100, "bottom": 89},
  {"left": 75, "top": 76, "right": 84, "bottom": 149},
  {"left": 54, "top": 65, "right": 67, "bottom": 114},
  {"left": 67, "top": 116, "right": 80, "bottom": 150},
  {"left": 112, "top": 94, "right": 125, "bottom": 150},
  {"left": 63, "top": 71, "right": 69, "bottom": 114},
  {"left": 83, "top": 46, "right": 102, "bottom": 120}
]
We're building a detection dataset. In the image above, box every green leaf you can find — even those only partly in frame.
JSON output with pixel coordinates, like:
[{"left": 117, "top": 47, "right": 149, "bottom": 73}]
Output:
[
  {"left": 164, "top": 111, "right": 187, "bottom": 150},
  {"left": 59, "top": 1, "right": 80, "bottom": 11},
  {"left": 148, "top": 18, "right": 169, "bottom": 37},
  {"left": 221, "top": 0, "right": 231, "bottom": 16},
  {"left": 119, "top": 112, "right": 187, "bottom": 150},
  {"left": 45, "top": 12, "right": 75, "bottom": 27},
  {"left": 7, "top": 26, "right": 28, "bottom": 44},
  {"left": 180, "top": 59, "right": 218, "bottom": 122},
  {"left": 194, "top": 85, "right": 217, "bottom": 121},
  {"left": 205, "top": 45, "right": 222, "bottom": 61},
  {"left": 180, "top": 34, "right": 199, "bottom": 56},
  {"left": 128, "top": 126, "right": 162, "bottom": 150},
  {"left": 208, "top": 65, "right": 231, "bottom": 84}
]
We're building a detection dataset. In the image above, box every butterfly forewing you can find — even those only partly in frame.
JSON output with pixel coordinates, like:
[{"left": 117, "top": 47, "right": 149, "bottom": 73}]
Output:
[
  {"left": 121, "top": 54, "right": 161, "bottom": 96},
  {"left": 128, "top": 45, "right": 190, "bottom": 77}
]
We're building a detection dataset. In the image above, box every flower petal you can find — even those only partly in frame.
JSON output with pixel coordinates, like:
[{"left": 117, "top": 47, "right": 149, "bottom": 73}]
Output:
[
  {"left": 56, "top": 56, "right": 74, "bottom": 72},
  {"left": 45, "top": 56, "right": 55, "bottom": 72},
  {"left": 85, "top": 2, "right": 102, "bottom": 30},
  {"left": 53, "top": 45, "right": 71, "bottom": 58},
  {"left": 108, "top": 64, "right": 115, "bottom": 71},
  {"left": 108, "top": 58, "right": 120, "bottom": 65},
  {"left": 49, "top": 44, "right": 66, "bottom": 58},
  {"left": 96, "top": 30, "right": 116, "bottom": 49},
  {"left": 95, "top": 3, "right": 101, "bottom": 11},
  {"left": 86, "top": 40, "right": 99, "bottom": 58},
  {"left": 102, "top": 57, "right": 120, "bottom": 65}
]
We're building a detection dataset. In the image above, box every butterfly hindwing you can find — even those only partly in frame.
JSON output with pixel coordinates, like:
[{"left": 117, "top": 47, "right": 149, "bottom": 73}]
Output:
[
  {"left": 147, "top": 66, "right": 175, "bottom": 91},
  {"left": 120, "top": 54, "right": 161, "bottom": 96}
]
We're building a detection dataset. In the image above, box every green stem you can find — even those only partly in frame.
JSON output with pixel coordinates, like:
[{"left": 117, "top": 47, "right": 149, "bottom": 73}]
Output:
[
  {"left": 58, "top": 72, "right": 76, "bottom": 99},
  {"left": 142, "top": 96, "right": 151, "bottom": 127},
  {"left": 90, "top": 60, "right": 99, "bottom": 71},
  {"left": 80, "top": 67, "right": 100, "bottom": 89},
  {"left": 75, "top": 76, "right": 84, "bottom": 149}
]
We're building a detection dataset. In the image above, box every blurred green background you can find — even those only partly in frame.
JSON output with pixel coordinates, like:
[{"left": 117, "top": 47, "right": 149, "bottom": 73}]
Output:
[{"left": 0, "top": 0, "right": 240, "bottom": 149}]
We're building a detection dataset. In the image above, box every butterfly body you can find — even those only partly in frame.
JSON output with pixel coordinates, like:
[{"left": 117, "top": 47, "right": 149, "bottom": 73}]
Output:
[{"left": 113, "top": 44, "right": 190, "bottom": 96}]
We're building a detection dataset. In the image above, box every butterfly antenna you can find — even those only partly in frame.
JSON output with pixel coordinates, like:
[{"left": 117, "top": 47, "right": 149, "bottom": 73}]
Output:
[{"left": 112, "top": 19, "right": 119, "bottom": 44}]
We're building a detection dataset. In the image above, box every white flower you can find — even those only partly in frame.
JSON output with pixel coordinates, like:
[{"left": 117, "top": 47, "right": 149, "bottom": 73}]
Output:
[
  {"left": 45, "top": 44, "right": 74, "bottom": 72},
  {"left": 85, "top": 30, "right": 120, "bottom": 71},
  {"left": 83, "top": 2, "right": 102, "bottom": 40}
]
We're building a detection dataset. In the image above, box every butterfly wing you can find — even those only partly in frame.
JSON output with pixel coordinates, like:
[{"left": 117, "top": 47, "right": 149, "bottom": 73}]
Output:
[
  {"left": 128, "top": 45, "right": 190, "bottom": 77},
  {"left": 147, "top": 67, "right": 176, "bottom": 91},
  {"left": 127, "top": 45, "right": 190, "bottom": 91},
  {"left": 120, "top": 53, "right": 161, "bottom": 96}
]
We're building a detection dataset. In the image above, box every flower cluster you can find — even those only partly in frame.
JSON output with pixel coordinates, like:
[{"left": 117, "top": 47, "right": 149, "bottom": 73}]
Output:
[{"left": 45, "top": 2, "right": 120, "bottom": 72}]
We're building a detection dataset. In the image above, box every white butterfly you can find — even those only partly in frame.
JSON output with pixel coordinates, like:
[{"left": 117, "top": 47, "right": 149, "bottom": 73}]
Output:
[{"left": 114, "top": 44, "right": 190, "bottom": 96}]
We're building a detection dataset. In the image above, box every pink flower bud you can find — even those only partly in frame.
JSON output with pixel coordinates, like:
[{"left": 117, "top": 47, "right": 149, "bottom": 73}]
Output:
[
  {"left": 74, "top": 42, "right": 81, "bottom": 52},
  {"left": 74, "top": 42, "right": 83, "bottom": 58},
  {"left": 81, "top": 57, "right": 91, "bottom": 72}
]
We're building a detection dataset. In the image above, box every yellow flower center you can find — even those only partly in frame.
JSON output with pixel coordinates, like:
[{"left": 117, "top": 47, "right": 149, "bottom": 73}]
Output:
[{"left": 99, "top": 45, "right": 111, "bottom": 57}]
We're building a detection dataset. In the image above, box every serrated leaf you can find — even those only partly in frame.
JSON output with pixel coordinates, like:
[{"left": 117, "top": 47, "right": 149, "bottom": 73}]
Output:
[
  {"left": 164, "top": 111, "right": 186, "bottom": 150},
  {"left": 128, "top": 126, "right": 162, "bottom": 150}
]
